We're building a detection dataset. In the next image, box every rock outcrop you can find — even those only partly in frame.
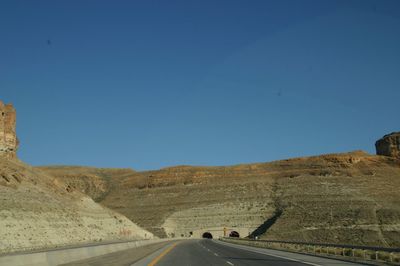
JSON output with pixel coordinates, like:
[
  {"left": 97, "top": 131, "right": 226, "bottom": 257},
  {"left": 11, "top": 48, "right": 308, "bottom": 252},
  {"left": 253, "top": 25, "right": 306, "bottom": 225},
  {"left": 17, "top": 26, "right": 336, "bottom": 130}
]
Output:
[
  {"left": 0, "top": 101, "right": 18, "bottom": 159},
  {"left": 376, "top": 132, "right": 400, "bottom": 159}
]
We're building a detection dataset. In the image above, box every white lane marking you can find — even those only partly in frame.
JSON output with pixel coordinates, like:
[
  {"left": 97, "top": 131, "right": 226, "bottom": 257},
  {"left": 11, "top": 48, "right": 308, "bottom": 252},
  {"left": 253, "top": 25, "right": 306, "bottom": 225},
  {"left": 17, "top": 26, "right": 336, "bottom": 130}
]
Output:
[
  {"left": 214, "top": 252, "right": 218, "bottom": 256},
  {"left": 226, "top": 261, "right": 234, "bottom": 266},
  {"left": 216, "top": 241, "right": 323, "bottom": 266}
]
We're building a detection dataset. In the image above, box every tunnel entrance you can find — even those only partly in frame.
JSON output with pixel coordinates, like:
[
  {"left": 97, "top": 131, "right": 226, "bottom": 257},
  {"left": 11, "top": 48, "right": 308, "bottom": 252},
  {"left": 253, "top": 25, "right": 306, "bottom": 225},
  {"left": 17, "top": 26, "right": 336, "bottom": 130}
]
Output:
[
  {"left": 202, "top": 232, "right": 213, "bottom": 239},
  {"left": 229, "top": 231, "right": 239, "bottom": 237}
]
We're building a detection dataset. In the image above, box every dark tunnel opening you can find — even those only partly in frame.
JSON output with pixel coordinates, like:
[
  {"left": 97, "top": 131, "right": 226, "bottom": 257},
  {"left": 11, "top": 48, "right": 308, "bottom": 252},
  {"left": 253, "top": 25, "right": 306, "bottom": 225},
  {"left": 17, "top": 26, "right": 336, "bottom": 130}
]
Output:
[
  {"left": 229, "top": 231, "right": 240, "bottom": 237},
  {"left": 202, "top": 232, "right": 213, "bottom": 239}
]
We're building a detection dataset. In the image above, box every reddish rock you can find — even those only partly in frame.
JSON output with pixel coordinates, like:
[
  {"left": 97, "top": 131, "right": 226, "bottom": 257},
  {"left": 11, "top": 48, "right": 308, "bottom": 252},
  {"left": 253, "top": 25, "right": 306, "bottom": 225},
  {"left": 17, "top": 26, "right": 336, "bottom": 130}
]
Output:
[
  {"left": 375, "top": 132, "right": 400, "bottom": 159},
  {"left": 0, "top": 100, "right": 19, "bottom": 159}
]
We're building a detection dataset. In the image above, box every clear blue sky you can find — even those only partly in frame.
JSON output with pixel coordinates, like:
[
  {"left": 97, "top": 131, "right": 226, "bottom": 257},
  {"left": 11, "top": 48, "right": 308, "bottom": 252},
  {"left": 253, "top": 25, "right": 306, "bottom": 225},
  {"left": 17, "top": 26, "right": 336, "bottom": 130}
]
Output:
[{"left": 1, "top": 0, "right": 399, "bottom": 170}]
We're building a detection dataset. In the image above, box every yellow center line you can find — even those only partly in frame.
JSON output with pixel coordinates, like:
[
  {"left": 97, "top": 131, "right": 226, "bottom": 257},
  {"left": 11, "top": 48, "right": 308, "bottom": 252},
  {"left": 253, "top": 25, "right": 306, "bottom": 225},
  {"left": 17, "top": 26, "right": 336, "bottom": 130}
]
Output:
[{"left": 147, "top": 242, "right": 178, "bottom": 266}]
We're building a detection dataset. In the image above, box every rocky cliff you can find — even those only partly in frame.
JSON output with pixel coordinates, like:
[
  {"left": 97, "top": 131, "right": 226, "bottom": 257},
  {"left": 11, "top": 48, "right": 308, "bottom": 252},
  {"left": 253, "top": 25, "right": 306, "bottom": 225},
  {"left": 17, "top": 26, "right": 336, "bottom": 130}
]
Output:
[
  {"left": 0, "top": 101, "right": 18, "bottom": 159},
  {"left": 376, "top": 132, "right": 400, "bottom": 159}
]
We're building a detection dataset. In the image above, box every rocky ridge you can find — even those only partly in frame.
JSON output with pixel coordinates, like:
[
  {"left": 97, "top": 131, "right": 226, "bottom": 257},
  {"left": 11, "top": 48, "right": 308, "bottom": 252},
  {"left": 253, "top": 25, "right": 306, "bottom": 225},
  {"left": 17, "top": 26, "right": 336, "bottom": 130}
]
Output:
[
  {"left": 376, "top": 132, "right": 400, "bottom": 159},
  {"left": 41, "top": 150, "right": 400, "bottom": 247}
]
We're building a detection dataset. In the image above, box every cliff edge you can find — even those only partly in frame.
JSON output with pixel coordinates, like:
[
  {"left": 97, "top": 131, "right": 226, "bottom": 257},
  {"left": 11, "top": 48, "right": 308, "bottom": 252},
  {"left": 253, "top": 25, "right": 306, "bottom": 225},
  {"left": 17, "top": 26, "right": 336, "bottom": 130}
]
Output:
[
  {"left": 0, "top": 101, "right": 18, "bottom": 159},
  {"left": 376, "top": 132, "right": 400, "bottom": 159}
]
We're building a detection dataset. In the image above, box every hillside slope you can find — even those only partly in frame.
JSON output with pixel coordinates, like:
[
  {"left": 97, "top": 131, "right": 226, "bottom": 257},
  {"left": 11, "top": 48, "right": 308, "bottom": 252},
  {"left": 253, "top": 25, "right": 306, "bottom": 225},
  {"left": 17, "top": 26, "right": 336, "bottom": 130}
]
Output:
[
  {"left": 40, "top": 151, "right": 400, "bottom": 247},
  {"left": 36, "top": 166, "right": 138, "bottom": 202},
  {"left": 0, "top": 158, "right": 154, "bottom": 254}
]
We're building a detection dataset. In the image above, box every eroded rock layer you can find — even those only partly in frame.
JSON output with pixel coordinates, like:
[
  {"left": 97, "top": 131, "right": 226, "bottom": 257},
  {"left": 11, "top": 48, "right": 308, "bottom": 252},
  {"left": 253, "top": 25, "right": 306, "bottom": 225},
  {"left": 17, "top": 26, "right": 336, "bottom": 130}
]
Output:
[
  {"left": 0, "top": 158, "right": 155, "bottom": 254},
  {"left": 41, "top": 151, "right": 400, "bottom": 247},
  {"left": 0, "top": 101, "right": 18, "bottom": 159},
  {"left": 376, "top": 132, "right": 400, "bottom": 159}
]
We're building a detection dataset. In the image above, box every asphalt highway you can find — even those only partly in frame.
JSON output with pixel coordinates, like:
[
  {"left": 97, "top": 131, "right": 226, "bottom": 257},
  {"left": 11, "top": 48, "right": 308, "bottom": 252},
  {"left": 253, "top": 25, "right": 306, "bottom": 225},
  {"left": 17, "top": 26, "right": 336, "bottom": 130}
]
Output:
[{"left": 132, "top": 239, "right": 365, "bottom": 266}]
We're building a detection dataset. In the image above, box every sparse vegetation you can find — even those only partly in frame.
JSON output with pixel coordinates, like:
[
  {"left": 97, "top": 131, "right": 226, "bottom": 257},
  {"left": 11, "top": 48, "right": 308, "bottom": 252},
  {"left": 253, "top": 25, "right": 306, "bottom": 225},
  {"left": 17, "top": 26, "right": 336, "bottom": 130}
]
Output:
[{"left": 40, "top": 151, "right": 400, "bottom": 246}]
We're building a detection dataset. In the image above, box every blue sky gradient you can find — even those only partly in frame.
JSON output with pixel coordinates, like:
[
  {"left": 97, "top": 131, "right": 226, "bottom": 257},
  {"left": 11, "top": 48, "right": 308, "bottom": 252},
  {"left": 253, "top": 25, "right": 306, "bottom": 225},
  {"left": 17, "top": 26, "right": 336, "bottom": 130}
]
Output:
[{"left": 1, "top": 0, "right": 399, "bottom": 170}]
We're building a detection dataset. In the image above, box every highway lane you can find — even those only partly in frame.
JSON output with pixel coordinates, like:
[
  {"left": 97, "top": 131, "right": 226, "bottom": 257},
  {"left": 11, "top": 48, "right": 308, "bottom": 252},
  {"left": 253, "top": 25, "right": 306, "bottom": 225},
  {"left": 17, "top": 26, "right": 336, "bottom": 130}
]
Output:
[
  {"left": 60, "top": 241, "right": 175, "bottom": 266},
  {"left": 133, "top": 239, "right": 365, "bottom": 266}
]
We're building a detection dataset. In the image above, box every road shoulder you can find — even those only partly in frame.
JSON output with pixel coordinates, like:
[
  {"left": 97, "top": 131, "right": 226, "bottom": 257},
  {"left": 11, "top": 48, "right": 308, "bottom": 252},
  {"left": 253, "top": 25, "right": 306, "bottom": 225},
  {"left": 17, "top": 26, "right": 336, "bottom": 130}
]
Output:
[
  {"left": 59, "top": 241, "right": 176, "bottom": 266},
  {"left": 215, "top": 240, "right": 365, "bottom": 266}
]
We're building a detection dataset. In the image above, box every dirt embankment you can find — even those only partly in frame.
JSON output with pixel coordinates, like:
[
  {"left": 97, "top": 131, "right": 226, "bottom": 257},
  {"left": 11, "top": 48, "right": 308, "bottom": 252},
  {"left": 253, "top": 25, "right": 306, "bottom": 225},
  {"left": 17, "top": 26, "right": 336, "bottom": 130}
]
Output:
[{"left": 0, "top": 158, "right": 155, "bottom": 254}]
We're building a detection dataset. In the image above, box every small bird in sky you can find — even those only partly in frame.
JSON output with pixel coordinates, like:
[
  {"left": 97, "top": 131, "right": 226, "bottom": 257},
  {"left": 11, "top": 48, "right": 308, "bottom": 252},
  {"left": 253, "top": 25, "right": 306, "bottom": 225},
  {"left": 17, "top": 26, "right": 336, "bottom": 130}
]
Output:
[{"left": 47, "top": 39, "right": 51, "bottom": 45}]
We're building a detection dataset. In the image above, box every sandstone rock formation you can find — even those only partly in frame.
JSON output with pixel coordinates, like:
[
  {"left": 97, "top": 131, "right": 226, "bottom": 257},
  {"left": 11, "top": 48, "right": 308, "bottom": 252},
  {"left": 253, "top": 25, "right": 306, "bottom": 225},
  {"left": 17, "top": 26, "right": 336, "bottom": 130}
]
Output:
[
  {"left": 41, "top": 151, "right": 400, "bottom": 247},
  {"left": 0, "top": 101, "right": 18, "bottom": 159},
  {"left": 376, "top": 132, "right": 400, "bottom": 159}
]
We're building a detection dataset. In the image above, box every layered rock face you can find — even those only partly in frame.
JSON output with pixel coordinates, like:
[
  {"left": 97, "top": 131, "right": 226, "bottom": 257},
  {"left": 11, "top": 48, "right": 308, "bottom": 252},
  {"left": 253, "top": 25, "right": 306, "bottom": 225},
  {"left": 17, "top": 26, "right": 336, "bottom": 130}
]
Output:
[
  {"left": 41, "top": 151, "right": 400, "bottom": 247},
  {"left": 0, "top": 101, "right": 18, "bottom": 159},
  {"left": 0, "top": 159, "right": 155, "bottom": 254},
  {"left": 376, "top": 132, "right": 400, "bottom": 159}
]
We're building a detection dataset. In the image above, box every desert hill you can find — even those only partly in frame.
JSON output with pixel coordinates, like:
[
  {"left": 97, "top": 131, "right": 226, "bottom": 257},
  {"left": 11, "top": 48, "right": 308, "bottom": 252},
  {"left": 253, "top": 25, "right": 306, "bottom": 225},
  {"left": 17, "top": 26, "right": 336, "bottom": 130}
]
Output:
[
  {"left": 39, "top": 150, "right": 400, "bottom": 247},
  {"left": 36, "top": 166, "right": 138, "bottom": 202},
  {"left": 0, "top": 157, "right": 155, "bottom": 254}
]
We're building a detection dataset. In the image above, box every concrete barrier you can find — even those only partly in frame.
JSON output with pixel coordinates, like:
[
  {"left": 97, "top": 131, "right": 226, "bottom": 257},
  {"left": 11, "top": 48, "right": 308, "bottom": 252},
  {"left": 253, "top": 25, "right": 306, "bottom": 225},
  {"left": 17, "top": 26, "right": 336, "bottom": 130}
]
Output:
[{"left": 0, "top": 239, "right": 172, "bottom": 266}]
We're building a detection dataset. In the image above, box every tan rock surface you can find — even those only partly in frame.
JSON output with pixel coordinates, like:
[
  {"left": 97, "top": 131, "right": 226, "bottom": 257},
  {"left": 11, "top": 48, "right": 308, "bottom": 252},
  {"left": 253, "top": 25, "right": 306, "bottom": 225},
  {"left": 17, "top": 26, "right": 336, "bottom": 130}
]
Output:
[
  {"left": 36, "top": 166, "right": 137, "bottom": 202},
  {"left": 0, "top": 101, "right": 18, "bottom": 159},
  {"left": 376, "top": 132, "right": 400, "bottom": 159},
  {"left": 0, "top": 158, "right": 155, "bottom": 254},
  {"left": 41, "top": 151, "right": 400, "bottom": 247}
]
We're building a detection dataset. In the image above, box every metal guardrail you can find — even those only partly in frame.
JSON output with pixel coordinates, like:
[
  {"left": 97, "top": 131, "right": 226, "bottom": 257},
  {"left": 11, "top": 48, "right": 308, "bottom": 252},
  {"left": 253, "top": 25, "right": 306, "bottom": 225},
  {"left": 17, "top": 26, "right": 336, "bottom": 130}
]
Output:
[
  {"left": 237, "top": 238, "right": 400, "bottom": 253},
  {"left": 220, "top": 237, "right": 400, "bottom": 265}
]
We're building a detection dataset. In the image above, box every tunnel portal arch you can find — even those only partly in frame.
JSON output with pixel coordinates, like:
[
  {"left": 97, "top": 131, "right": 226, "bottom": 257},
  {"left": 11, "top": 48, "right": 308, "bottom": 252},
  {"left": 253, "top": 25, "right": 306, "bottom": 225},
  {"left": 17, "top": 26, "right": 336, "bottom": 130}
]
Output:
[
  {"left": 202, "top": 232, "right": 213, "bottom": 239},
  {"left": 229, "top": 231, "right": 240, "bottom": 237}
]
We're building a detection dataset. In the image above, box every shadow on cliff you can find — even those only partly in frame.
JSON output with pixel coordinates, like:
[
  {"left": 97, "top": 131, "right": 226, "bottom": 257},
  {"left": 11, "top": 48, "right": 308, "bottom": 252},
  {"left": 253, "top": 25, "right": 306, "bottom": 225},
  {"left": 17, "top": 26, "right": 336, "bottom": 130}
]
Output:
[{"left": 249, "top": 209, "right": 283, "bottom": 238}]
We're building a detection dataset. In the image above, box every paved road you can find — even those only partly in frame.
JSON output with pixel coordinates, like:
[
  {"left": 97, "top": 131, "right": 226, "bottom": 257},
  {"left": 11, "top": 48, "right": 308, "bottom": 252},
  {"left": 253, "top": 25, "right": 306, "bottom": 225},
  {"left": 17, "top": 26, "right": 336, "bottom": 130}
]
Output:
[
  {"left": 132, "top": 239, "right": 365, "bottom": 266},
  {"left": 60, "top": 241, "right": 175, "bottom": 266}
]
